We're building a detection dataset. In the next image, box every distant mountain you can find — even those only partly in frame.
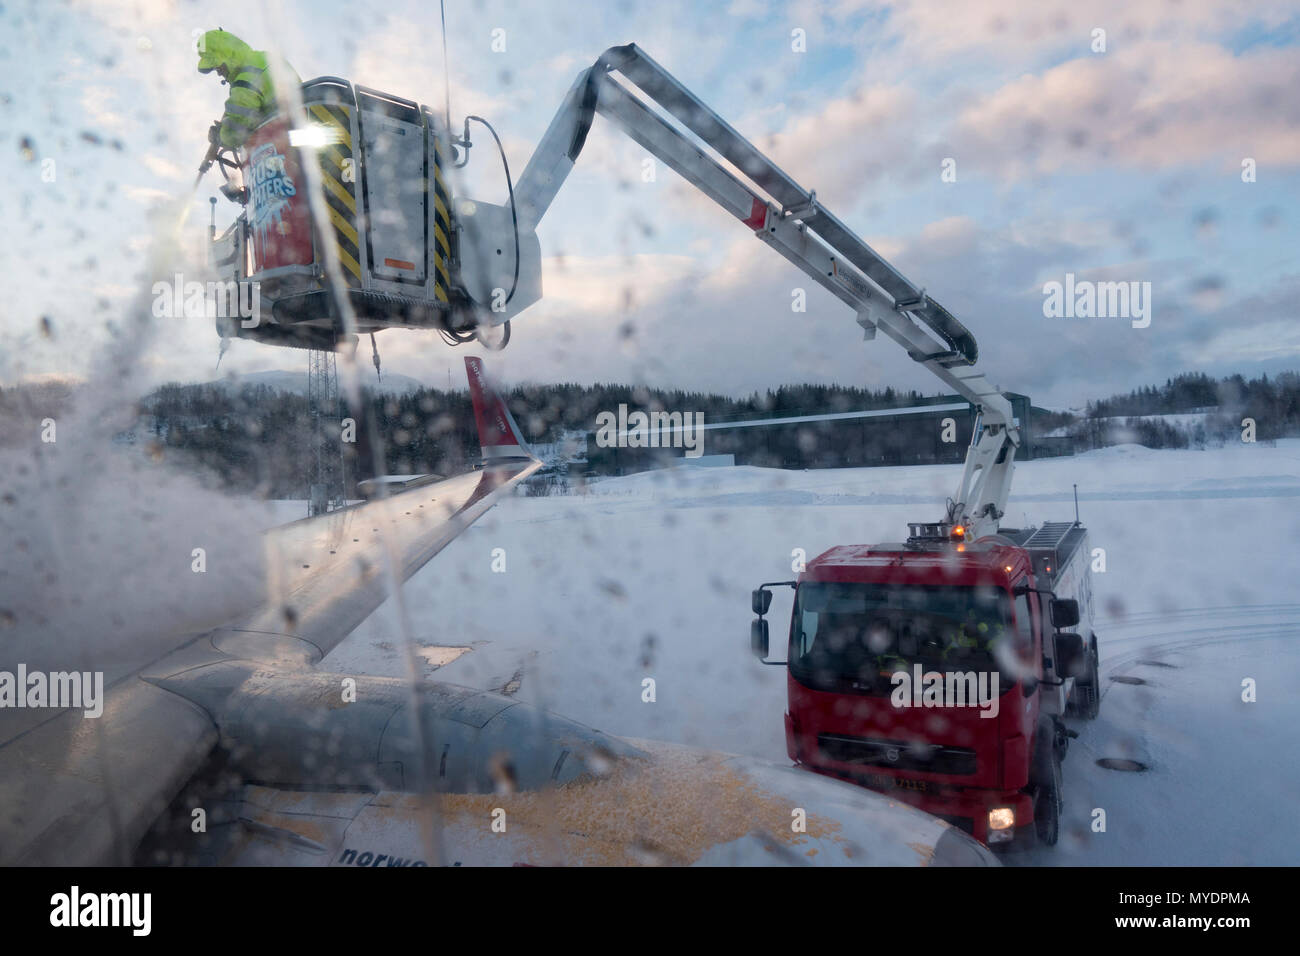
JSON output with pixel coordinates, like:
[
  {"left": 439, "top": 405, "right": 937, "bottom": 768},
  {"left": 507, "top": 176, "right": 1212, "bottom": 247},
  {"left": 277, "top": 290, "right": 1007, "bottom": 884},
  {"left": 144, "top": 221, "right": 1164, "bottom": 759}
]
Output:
[{"left": 201, "top": 369, "right": 429, "bottom": 396}]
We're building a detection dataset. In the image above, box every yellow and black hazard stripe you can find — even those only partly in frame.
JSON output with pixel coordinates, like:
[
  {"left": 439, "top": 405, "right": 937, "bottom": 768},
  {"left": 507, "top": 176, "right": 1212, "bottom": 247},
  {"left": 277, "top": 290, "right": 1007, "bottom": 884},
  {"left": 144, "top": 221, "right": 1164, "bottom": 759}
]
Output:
[
  {"left": 431, "top": 128, "right": 450, "bottom": 305},
  {"left": 308, "top": 103, "right": 362, "bottom": 287}
]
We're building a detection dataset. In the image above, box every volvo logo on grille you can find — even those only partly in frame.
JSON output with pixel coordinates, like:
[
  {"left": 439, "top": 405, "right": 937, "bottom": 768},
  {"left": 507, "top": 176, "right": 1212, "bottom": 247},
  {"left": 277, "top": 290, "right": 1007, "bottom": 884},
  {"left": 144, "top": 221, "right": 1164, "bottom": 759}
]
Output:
[{"left": 885, "top": 747, "right": 900, "bottom": 762}]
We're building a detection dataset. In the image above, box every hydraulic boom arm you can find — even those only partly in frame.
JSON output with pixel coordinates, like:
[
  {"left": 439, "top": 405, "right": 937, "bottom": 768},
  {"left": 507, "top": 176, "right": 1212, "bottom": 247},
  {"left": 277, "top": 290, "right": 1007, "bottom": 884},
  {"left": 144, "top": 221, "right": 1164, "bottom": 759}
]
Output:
[{"left": 514, "top": 44, "right": 1018, "bottom": 538}]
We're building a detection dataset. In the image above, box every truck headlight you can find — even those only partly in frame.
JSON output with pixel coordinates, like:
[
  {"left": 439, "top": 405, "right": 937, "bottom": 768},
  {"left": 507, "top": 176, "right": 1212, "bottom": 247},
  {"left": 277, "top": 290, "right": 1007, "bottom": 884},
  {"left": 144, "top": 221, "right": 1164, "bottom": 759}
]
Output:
[{"left": 987, "top": 806, "right": 1016, "bottom": 833}]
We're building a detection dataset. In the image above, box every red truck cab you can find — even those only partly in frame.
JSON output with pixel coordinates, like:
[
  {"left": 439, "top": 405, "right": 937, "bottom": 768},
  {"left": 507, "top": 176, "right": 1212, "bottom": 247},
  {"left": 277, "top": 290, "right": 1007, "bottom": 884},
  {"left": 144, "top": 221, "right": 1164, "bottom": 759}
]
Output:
[{"left": 752, "top": 523, "right": 1099, "bottom": 849}]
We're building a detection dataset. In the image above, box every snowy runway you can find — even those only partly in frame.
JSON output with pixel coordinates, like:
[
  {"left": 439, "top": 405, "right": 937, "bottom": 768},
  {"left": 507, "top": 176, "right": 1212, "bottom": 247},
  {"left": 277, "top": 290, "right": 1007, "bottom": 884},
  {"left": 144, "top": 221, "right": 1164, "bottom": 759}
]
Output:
[{"left": 1023, "top": 606, "right": 1300, "bottom": 865}]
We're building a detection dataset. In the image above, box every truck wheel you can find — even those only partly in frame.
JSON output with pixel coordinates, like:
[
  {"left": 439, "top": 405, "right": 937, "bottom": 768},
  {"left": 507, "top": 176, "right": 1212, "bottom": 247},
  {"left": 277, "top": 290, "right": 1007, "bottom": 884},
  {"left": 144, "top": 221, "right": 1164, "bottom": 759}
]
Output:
[
  {"left": 1034, "top": 750, "right": 1062, "bottom": 847},
  {"left": 1067, "top": 635, "right": 1102, "bottom": 720},
  {"left": 1028, "top": 718, "right": 1061, "bottom": 848},
  {"left": 1082, "top": 638, "right": 1101, "bottom": 719}
]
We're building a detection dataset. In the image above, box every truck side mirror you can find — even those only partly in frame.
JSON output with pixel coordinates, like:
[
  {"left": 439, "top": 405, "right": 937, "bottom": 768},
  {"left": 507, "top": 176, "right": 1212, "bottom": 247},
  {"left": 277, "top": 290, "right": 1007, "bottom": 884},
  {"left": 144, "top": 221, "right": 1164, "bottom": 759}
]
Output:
[
  {"left": 1050, "top": 598, "right": 1080, "bottom": 629},
  {"left": 752, "top": 588, "right": 773, "bottom": 616},
  {"left": 1054, "top": 632, "right": 1086, "bottom": 678},
  {"left": 750, "top": 619, "right": 770, "bottom": 659}
]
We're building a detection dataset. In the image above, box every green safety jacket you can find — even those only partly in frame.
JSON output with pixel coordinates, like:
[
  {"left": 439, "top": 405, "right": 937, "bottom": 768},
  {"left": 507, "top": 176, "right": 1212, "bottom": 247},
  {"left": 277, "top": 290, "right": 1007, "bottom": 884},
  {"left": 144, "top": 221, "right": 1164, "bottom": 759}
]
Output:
[{"left": 197, "top": 30, "right": 301, "bottom": 149}]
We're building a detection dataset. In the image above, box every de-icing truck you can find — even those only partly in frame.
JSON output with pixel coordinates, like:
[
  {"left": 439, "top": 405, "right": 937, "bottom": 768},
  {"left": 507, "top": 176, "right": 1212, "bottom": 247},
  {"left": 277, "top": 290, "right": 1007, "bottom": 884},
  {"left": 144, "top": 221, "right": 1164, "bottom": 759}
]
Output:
[{"left": 754, "top": 517, "right": 1100, "bottom": 849}]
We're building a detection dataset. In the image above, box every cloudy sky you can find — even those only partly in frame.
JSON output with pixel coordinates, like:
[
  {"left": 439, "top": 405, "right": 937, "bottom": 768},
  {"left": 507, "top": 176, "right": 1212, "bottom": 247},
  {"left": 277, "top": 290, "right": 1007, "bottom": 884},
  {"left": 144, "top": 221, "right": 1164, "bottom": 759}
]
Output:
[{"left": 2, "top": 0, "right": 1298, "bottom": 409}]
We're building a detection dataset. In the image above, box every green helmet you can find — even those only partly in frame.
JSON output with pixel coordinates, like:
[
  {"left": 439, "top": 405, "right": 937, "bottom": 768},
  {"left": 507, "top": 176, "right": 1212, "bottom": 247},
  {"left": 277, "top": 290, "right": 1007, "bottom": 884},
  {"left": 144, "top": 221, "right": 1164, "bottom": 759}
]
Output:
[{"left": 196, "top": 29, "right": 252, "bottom": 75}]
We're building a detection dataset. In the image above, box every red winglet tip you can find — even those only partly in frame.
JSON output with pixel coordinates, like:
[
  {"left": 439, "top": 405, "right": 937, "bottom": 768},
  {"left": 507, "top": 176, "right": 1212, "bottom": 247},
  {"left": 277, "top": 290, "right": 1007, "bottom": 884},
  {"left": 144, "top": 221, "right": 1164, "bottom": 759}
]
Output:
[{"left": 464, "top": 356, "right": 534, "bottom": 462}]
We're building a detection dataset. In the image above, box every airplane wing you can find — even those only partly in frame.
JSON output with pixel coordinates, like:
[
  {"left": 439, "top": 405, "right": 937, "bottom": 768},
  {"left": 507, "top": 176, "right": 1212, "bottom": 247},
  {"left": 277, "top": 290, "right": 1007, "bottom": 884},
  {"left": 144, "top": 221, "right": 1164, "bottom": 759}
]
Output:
[
  {"left": 205, "top": 356, "right": 540, "bottom": 666},
  {"left": 194, "top": 739, "right": 994, "bottom": 867},
  {"left": 0, "top": 357, "right": 541, "bottom": 865}
]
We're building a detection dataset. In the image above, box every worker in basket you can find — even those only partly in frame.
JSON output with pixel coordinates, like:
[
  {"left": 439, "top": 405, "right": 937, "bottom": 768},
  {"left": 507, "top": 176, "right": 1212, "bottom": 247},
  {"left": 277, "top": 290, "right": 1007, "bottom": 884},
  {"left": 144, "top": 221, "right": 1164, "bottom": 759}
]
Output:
[{"left": 196, "top": 29, "right": 301, "bottom": 151}]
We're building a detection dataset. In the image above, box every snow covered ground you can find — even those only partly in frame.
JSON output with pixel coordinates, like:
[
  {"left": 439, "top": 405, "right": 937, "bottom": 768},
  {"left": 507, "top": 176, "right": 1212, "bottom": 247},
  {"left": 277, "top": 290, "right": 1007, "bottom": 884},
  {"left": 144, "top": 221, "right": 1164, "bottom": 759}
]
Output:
[
  {"left": 1033, "top": 616, "right": 1300, "bottom": 865},
  {"left": 320, "top": 440, "right": 1300, "bottom": 865}
]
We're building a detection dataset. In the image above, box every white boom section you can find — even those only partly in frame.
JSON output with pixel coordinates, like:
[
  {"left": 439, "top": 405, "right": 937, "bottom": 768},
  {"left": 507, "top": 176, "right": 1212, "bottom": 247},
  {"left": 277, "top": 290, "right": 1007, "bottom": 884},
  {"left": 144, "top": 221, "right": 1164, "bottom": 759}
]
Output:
[{"left": 514, "top": 45, "right": 1017, "bottom": 538}]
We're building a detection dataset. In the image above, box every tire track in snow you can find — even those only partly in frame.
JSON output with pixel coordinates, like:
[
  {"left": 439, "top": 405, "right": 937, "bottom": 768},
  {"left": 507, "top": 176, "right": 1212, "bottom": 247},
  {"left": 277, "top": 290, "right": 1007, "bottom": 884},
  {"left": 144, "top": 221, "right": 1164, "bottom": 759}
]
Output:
[{"left": 1017, "top": 606, "right": 1299, "bottom": 865}]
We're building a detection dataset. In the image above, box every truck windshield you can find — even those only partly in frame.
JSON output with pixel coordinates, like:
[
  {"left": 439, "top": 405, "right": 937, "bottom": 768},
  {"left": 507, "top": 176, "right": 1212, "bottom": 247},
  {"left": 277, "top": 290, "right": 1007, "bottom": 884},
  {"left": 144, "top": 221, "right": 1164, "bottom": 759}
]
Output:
[{"left": 788, "top": 582, "right": 1017, "bottom": 696}]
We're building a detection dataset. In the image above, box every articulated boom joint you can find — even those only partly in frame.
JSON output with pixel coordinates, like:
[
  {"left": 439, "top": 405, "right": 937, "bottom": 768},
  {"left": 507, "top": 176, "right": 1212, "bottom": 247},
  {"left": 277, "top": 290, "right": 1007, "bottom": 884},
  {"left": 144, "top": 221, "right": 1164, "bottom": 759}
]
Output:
[
  {"left": 784, "top": 190, "right": 819, "bottom": 221},
  {"left": 893, "top": 288, "right": 928, "bottom": 312}
]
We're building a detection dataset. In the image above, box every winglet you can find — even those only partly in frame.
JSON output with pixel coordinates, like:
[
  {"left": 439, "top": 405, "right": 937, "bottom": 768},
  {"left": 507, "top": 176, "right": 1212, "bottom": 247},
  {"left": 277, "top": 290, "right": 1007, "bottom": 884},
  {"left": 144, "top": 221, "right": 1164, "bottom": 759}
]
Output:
[{"left": 465, "top": 357, "right": 537, "bottom": 462}]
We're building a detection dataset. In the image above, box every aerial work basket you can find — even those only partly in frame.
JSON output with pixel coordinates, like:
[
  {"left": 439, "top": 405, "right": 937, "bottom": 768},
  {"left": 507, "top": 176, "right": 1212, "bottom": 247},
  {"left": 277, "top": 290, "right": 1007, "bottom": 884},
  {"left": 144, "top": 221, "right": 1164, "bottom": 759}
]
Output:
[{"left": 208, "top": 77, "right": 538, "bottom": 351}]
